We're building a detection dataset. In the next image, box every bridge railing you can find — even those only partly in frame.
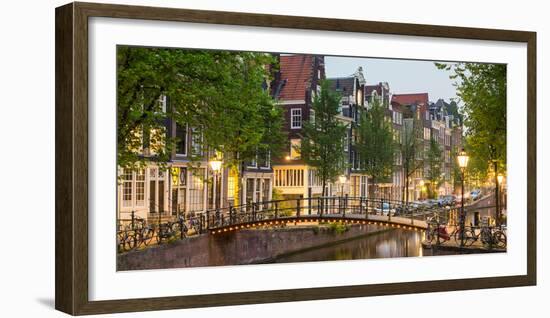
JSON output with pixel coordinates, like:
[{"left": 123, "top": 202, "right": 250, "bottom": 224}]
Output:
[
  {"left": 202, "top": 196, "right": 454, "bottom": 230},
  {"left": 117, "top": 196, "right": 459, "bottom": 253}
]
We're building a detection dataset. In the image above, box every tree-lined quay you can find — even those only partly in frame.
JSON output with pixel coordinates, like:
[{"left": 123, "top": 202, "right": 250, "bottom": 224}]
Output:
[{"left": 117, "top": 49, "right": 507, "bottom": 258}]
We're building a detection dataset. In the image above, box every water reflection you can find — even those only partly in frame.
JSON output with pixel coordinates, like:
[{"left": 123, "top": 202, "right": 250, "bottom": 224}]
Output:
[{"left": 271, "top": 229, "right": 445, "bottom": 264}]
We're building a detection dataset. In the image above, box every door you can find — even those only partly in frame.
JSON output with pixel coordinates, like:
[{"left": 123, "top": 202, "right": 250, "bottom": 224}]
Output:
[
  {"left": 158, "top": 180, "right": 165, "bottom": 213},
  {"left": 149, "top": 181, "right": 156, "bottom": 213}
]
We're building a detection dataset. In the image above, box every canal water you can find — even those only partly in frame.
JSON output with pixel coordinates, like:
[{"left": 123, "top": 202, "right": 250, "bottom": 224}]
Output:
[{"left": 269, "top": 229, "right": 453, "bottom": 264}]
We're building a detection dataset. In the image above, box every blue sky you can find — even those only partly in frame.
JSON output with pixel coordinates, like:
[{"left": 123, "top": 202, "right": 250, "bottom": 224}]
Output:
[{"left": 325, "top": 56, "right": 458, "bottom": 103}]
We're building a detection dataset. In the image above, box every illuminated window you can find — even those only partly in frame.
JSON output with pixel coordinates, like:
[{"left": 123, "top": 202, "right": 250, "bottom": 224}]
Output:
[{"left": 290, "top": 139, "right": 301, "bottom": 159}]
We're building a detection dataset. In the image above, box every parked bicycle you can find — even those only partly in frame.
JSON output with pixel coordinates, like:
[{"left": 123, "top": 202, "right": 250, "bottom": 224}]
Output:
[
  {"left": 117, "top": 217, "right": 155, "bottom": 252},
  {"left": 463, "top": 226, "right": 506, "bottom": 249}
]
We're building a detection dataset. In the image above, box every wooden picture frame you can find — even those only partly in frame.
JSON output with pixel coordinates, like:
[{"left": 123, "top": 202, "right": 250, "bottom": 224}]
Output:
[{"left": 55, "top": 1, "right": 536, "bottom": 315}]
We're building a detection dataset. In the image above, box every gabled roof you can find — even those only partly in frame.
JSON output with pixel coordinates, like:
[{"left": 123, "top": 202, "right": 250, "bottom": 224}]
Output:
[
  {"left": 365, "top": 85, "right": 382, "bottom": 96},
  {"left": 278, "top": 55, "right": 315, "bottom": 101},
  {"left": 365, "top": 82, "right": 390, "bottom": 97},
  {"left": 391, "top": 93, "right": 429, "bottom": 106},
  {"left": 328, "top": 77, "right": 355, "bottom": 94}
]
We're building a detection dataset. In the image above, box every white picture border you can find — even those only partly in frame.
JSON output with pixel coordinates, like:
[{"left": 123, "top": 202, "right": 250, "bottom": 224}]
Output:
[{"left": 88, "top": 17, "right": 527, "bottom": 301}]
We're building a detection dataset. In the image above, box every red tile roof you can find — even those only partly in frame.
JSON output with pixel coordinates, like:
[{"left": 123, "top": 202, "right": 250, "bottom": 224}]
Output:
[
  {"left": 391, "top": 93, "right": 429, "bottom": 106},
  {"left": 278, "top": 55, "right": 314, "bottom": 101}
]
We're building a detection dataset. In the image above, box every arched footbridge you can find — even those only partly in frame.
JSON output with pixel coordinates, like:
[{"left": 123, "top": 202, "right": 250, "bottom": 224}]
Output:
[{"left": 117, "top": 196, "right": 467, "bottom": 252}]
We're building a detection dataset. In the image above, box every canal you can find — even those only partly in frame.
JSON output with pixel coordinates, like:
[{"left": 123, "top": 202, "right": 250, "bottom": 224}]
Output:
[
  {"left": 118, "top": 226, "right": 462, "bottom": 271},
  {"left": 267, "top": 229, "right": 455, "bottom": 264}
]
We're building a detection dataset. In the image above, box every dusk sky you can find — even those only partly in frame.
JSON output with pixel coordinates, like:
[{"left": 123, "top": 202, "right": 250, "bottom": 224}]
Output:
[{"left": 325, "top": 56, "right": 459, "bottom": 103}]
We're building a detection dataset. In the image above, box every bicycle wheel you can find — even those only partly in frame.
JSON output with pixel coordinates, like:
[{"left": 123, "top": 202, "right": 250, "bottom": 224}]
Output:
[
  {"left": 425, "top": 228, "right": 435, "bottom": 243},
  {"left": 480, "top": 230, "right": 494, "bottom": 248},
  {"left": 453, "top": 230, "right": 464, "bottom": 244},
  {"left": 464, "top": 229, "right": 477, "bottom": 246},
  {"left": 493, "top": 231, "right": 507, "bottom": 249},
  {"left": 436, "top": 233, "right": 447, "bottom": 245},
  {"left": 123, "top": 232, "right": 137, "bottom": 251},
  {"left": 140, "top": 228, "right": 155, "bottom": 246}
]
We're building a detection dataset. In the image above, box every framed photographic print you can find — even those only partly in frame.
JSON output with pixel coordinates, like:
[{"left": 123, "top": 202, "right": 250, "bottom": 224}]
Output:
[{"left": 55, "top": 2, "right": 536, "bottom": 315}]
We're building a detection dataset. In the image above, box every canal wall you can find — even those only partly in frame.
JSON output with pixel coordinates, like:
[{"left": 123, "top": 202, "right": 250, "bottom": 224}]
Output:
[{"left": 117, "top": 224, "right": 387, "bottom": 271}]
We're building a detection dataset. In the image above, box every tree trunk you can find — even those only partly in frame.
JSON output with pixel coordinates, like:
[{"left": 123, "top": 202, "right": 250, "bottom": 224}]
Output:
[
  {"left": 321, "top": 177, "right": 327, "bottom": 214},
  {"left": 494, "top": 160, "right": 500, "bottom": 227}
]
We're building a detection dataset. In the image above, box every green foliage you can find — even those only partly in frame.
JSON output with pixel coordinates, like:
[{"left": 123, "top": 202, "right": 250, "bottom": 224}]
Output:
[
  {"left": 436, "top": 62, "right": 506, "bottom": 176},
  {"left": 299, "top": 80, "right": 348, "bottom": 196},
  {"left": 117, "top": 47, "right": 285, "bottom": 171},
  {"left": 425, "top": 138, "right": 443, "bottom": 198},
  {"left": 311, "top": 225, "right": 320, "bottom": 235},
  {"left": 356, "top": 98, "right": 396, "bottom": 197},
  {"left": 328, "top": 221, "right": 349, "bottom": 235},
  {"left": 447, "top": 100, "right": 463, "bottom": 125},
  {"left": 401, "top": 116, "right": 423, "bottom": 203},
  {"left": 272, "top": 188, "right": 294, "bottom": 216}
]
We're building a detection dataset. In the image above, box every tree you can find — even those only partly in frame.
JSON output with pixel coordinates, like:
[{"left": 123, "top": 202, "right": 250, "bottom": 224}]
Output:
[
  {"left": 446, "top": 100, "right": 463, "bottom": 126},
  {"left": 435, "top": 62, "right": 506, "bottom": 177},
  {"left": 356, "top": 98, "right": 395, "bottom": 200},
  {"left": 425, "top": 137, "right": 443, "bottom": 198},
  {"left": 299, "top": 80, "right": 348, "bottom": 197},
  {"left": 401, "top": 116, "right": 424, "bottom": 204},
  {"left": 117, "top": 47, "right": 286, "bottom": 196}
]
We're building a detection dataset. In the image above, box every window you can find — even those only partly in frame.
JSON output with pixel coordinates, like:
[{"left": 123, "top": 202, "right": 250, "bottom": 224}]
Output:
[
  {"left": 122, "top": 169, "right": 133, "bottom": 207},
  {"left": 350, "top": 176, "right": 359, "bottom": 197},
  {"left": 255, "top": 178, "right": 262, "bottom": 203},
  {"left": 308, "top": 169, "right": 321, "bottom": 187},
  {"left": 246, "top": 178, "right": 254, "bottom": 205},
  {"left": 175, "top": 124, "right": 187, "bottom": 156},
  {"left": 291, "top": 108, "right": 302, "bottom": 129},
  {"left": 159, "top": 95, "right": 167, "bottom": 113},
  {"left": 262, "top": 178, "right": 270, "bottom": 209},
  {"left": 394, "top": 151, "right": 402, "bottom": 165},
  {"left": 394, "top": 112, "right": 402, "bottom": 125},
  {"left": 258, "top": 150, "right": 270, "bottom": 169},
  {"left": 274, "top": 168, "right": 304, "bottom": 187},
  {"left": 247, "top": 156, "right": 257, "bottom": 168},
  {"left": 188, "top": 168, "right": 205, "bottom": 212},
  {"left": 191, "top": 127, "right": 203, "bottom": 156},
  {"left": 343, "top": 130, "right": 349, "bottom": 152},
  {"left": 227, "top": 173, "right": 236, "bottom": 201},
  {"left": 146, "top": 127, "right": 166, "bottom": 155},
  {"left": 360, "top": 176, "right": 368, "bottom": 198},
  {"left": 290, "top": 139, "right": 301, "bottom": 159},
  {"left": 135, "top": 169, "right": 145, "bottom": 206},
  {"left": 171, "top": 167, "right": 187, "bottom": 215},
  {"left": 424, "top": 127, "right": 431, "bottom": 140}
]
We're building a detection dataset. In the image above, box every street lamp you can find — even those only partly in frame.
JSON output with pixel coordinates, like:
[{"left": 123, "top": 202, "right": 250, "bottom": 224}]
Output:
[
  {"left": 457, "top": 148, "right": 469, "bottom": 247},
  {"left": 338, "top": 175, "right": 347, "bottom": 196},
  {"left": 209, "top": 159, "right": 222, "bottom": 209}
]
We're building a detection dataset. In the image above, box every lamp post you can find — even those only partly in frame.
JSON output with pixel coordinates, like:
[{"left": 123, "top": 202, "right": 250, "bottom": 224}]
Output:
[
  {"left": 457, "top": 148, "right": 469, "bottom": 247},
  {"left": 338, "top": 175, "right": 347, "bottom": 197},
  {"left": 209, "top": 159, "right": 222, "bottom": 210},
  {"left": 338, "top": 175, "right": 347, "bottom": 217}
]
